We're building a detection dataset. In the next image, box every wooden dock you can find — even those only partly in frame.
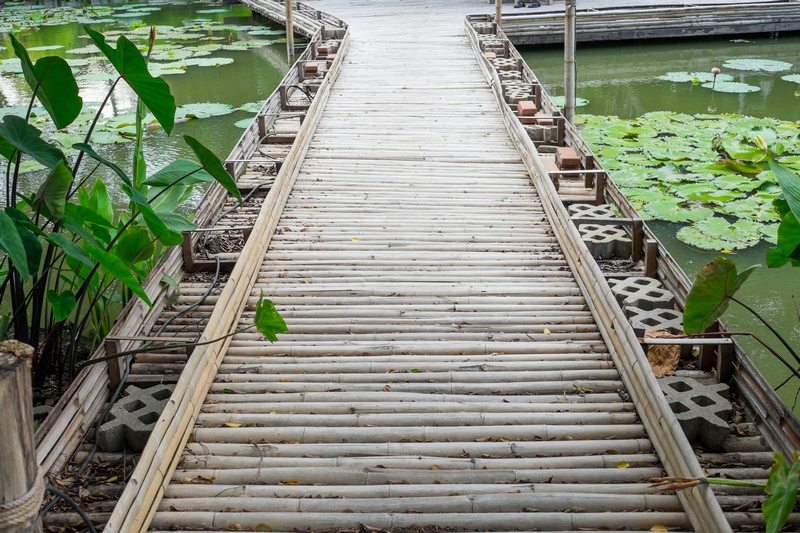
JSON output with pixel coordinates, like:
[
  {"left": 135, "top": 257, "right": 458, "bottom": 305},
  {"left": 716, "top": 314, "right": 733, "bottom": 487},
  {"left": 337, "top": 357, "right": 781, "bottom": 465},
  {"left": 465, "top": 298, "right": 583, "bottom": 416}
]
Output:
[
  {"left": 32, "top": 1, "right": 800, "bottom": 531},
  {"left": 500, "top": 0, "right": 800, "bottom": 45}
]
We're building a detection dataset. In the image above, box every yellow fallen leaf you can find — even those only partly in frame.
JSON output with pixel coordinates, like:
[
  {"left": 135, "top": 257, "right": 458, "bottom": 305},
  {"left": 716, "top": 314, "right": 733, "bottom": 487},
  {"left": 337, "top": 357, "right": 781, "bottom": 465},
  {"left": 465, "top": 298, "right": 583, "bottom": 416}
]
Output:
[
  {"left": 255, "top": 524, "right": 272, "bottom": 532},
  {"left": 721, "top": 249, "right": 735, "bottom": 255},
  {"left": 351, "top": 237, "right": 361, "bottom": 241},
  {"left": 543, "top": 328, "right": 551, "bottom": 335},
  {"left": 281, "top": 480, "right": 301, "bottom": 485},
  {"left": 431, "top": 465, "right": 440, "bottom": 471},
  {"left": 279, "top": 378, "right": 291, "bottom": 383},
  {"left": 225, "top": 422, "right": 242, "bottom": 428},
  {"left": 617, "top": 460, "right": 630, "bottom": 469},
  {"left": 650, "top": 526, "right": 668, "bottom": 532},
  {"left": 105, "top": 476, "right": 119, "bottom": 483}
]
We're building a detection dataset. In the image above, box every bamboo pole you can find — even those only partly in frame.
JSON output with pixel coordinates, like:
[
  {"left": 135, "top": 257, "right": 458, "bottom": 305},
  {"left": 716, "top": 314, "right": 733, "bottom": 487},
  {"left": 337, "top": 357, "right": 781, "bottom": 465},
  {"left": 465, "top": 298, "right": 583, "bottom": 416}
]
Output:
[
  {"left": 285, "top": 0, "right": 295, "bottom": 62},
  {"left": 495, "top": 0, "right": 502, "bottom": 28},
  {"left": 563, "top": 0, "right": 576, "bottom": 123},
  {"left": 0, "top": 341, "right": 43, "bottom": 533}
]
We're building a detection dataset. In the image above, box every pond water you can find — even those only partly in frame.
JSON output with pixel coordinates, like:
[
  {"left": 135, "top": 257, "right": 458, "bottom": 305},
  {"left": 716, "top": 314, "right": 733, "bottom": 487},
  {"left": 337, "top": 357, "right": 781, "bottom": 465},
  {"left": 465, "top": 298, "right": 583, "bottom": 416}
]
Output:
[
  {"left": 522, "top": 36, "right": 800, "bottom": 413},
  {"left": 0, "top": 0, "right": 289, "bottom": 206}
]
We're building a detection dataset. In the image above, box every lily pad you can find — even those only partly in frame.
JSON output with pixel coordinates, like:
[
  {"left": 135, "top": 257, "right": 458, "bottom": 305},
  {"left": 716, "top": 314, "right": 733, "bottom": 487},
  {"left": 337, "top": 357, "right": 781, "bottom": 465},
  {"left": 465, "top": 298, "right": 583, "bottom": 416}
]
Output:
[
  {"left": 196, "top": 8, "right": 228, "bottom": 14},
  {"left": 658, "top": 71, "right": 734, "bottom": 84},
  {"left": 237, "top": 101, "right": 265, "bottom": 113},
  {"left": 234, "top": 117, "right": 255, "bottom": 128},
  {"left": 781, "top": 74, "right": 800, "bottom": 84},
  {"left": 549, "top": 96, "right": 589, "bottom": 108},
  {"left": 185, "top": 56, "right": 234, "bottom": 67},
  {"left": 677, "top": 216, "right": 764, "bottom": 250},
  {"left": 722, "top": 58, "right": 793, "bottom": 73},
  {"left": 176, "top": 102, "right": 235, "bottom": 120},
  {"left": 27, "top": 45, "right": 65, "bottom": 52},
  {"left": 700, "top": 80, "right": 761, "bottom": 93},
  {"left": 643, "top": 200, "right": 714, "bottom": 223}
]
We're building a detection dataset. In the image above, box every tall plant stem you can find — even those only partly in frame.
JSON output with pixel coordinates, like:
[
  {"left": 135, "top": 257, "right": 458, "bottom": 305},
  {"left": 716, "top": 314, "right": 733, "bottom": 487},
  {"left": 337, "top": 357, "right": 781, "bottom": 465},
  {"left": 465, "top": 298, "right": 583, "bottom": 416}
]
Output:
[{"left": 730, "top": 296, "right": 800, "bottom": 366}]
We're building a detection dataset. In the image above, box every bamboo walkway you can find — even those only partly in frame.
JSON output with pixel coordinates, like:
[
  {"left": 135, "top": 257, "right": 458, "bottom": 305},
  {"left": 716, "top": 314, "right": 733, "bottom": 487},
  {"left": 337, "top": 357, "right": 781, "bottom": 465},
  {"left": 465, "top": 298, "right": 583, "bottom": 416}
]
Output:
[{"left": 101, "top": 1, "right": 752, "bottom": 531}]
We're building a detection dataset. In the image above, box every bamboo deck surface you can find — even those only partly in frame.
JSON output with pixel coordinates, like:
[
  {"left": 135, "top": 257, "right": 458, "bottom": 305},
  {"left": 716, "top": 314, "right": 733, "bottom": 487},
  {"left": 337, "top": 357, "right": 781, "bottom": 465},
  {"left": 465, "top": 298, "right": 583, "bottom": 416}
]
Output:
[{"left": 140, "top": 3, "right": 697, "bottom": 532}]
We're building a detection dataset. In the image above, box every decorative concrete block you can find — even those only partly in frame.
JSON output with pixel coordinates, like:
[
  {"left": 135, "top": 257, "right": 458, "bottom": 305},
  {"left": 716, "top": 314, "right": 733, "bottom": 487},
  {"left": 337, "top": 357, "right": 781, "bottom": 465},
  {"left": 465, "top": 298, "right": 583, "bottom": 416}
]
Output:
[
  {"left": 569, "top": 203, "right": 615, "bottom": 219},
  {"left": 579, "top": 224, "right": 632, "bottom": 260},
  {"left": 555, "top": 146, "right": 581, "bottom": 170},
  {"left": 627, "top": 306, "right": 683, "bottom": 336},
  {"left": 524, "top": 125, "right": 558, "bottom": 145},
  {"left": 499, "top": 70, "right": 522, "bottom": 81},
  {"left": 659, "top": 376, "right": 731, "bottom": 448},
  {"left": 491, "top": 57, "right": 518, "bottom": 72},
  {"left": 506, "top": 89, "right": 535, "bottom": 105},
  {"left": 608, "top": 277, "right": 676, "bottom": 311},
  {"left": 472, "top": 21, "right": 494, "bottom": 34},
  {"left": 98, "top": 384, "right": 174, "bottom": 452}
]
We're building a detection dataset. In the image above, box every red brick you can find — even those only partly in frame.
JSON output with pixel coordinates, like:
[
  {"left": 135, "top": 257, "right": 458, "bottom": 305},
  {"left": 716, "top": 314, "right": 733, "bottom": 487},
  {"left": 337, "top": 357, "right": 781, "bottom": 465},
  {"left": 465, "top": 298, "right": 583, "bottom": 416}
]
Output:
[
  {"left": 317, "top": 45, "right": 329, "bottom": 55},
  {"left": 517, "top": 101, "right": 537, "bottom": 116},
  {"left": 535, "top": 117, "right": 554, "bottom": 126},
  {"left": 304, "top": 62, "right": 319, "bottom": 75},
  {"left": 483, "top": 51, "right": 497, "bottom": 60},
  {"left": 327, "top": 54, "right": 337, "bottom": 61},
  {"left": 555, "top": 146, "right": 581, "bottom": 170}
]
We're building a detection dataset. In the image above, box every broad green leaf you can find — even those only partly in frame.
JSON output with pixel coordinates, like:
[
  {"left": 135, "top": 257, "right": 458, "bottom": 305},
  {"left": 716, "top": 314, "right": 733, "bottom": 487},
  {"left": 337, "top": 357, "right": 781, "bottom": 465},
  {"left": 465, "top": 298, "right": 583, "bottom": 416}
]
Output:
[
  {"left": 0, "top": 210, "right": 31, "bottom": 279},
  {"left": 144, "top": 159, "right": 212, "bottom": 187},
  {"left": 81, "top": 179, "right": 114, "bottom": 223},
  {"left": 47, "top": 290, "right": 77, "bottom": 322},
  {"left": 0, "top": 115, "right": 65, "bottom": 169},
  {"left": 683, "top": 257, "right": 758, "bottom": 334},
  {"left": 119, "top": 183, "right": 182, "bottom": 246},
  {"left": 184, "top": 135, "right": 241, "bottom": 204},
  {"left": 45, "top": 233, "right": 94, "bottom": 269},
  {"left": 72, "top": 142, "right": 132, "bottom": 186},
  {"left": 35, "top": 161, "right": 73, "bottom": 221},
  {"left": 10, "top": 34, "right": 83, "bottom": 129},
  {"left": 0, "top": 136, "right": 16, "bottom": 160},
  {"left": 160, "top": 274, "right": 179, "bottom": 291},
  {"left": 84, "top": 243, "right": 152, "bottom": 306},
  {"left": 157, "top": 211, "right": 197, "bottom": 233},
  {"left": 722, "top": 58, "right": 793, "bottom": 73},
  {"left": 701, "top": 81, "right": 760, "bottom": 94},
  {"left": 770, "top": 160, "right": 800, "bottom": 223},
  {"left": 6, "top": 208, "right": 42, "bottom": 276},
  {"left": 764, "top": 453, "right": 800, "bottom": 533},
  {"left": 254, "top": 293, "right": 287, "bottom": 343},
  {"left": 115, "top": 226, "right": 155, "bottom": 264},
  {"left": 84, "top": 27, "right": 176, "bottom": 134},
  {"left": 767, "top": 211, "right": 800, "bottom": 268}
]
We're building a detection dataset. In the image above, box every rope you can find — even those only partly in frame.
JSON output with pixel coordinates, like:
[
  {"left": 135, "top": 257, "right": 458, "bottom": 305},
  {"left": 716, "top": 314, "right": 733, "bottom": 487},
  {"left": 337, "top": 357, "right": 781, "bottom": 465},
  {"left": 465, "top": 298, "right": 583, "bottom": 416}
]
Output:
[{"left": 0, "top": 470, "right": 44, "bottom": 528}]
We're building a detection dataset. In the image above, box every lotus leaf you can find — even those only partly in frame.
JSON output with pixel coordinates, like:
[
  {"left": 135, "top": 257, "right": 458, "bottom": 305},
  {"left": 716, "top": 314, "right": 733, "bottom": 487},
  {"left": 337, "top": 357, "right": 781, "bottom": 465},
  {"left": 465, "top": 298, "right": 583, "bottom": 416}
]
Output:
[
  {"left": 176, "top": 102, "right": 235, "bottom": 120},
  {"left": 658, "top": 71, "right": 734, "bottom": 83},
  {"left": 701, "top": 81, "right": 760, "bottom": 93},
  {"left": 549, "top": 96, "right": 589, "bottom": 107},
  {"left": 781, "top": 74, "right": 800, "bottom": 84},
  {"left": 722, "top": 58, "right": 793, "bottom": 72},
  {"left": 677, "top": 217, "right": 764, "bottom": 250}
]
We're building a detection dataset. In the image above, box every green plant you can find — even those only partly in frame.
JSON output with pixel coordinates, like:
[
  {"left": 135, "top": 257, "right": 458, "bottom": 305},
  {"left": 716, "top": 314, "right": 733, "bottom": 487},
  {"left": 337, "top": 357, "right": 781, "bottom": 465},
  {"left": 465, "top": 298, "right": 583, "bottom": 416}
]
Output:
[
  {"left": 680, "top": 136, "right": 800, "bottom": 530},
  {"left": 0, "top": 27, "right": 244, "bottom": 387},
  {"left": 653, "top": 451, "right": 800, "bottom": 532}
]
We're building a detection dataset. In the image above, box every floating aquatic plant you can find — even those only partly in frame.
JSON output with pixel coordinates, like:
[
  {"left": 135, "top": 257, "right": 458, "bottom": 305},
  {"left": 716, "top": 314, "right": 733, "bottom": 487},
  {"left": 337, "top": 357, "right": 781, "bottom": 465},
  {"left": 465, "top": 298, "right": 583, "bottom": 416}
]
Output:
[
  {"left": 722, "top": 58, "right": 793, "bottom": 73},
  {"left": 701, "top": 80, "right": 761, "bottom": 93},
  {"left": 550, "top": 96, "right": 589, "bottom": 107}
]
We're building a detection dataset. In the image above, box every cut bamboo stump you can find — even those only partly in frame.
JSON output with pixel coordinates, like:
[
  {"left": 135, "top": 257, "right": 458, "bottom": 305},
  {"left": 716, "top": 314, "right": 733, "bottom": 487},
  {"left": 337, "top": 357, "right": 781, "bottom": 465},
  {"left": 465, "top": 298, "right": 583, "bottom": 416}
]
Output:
[{"left": 0, "top": 341, "right": 43, "bottom": 533}]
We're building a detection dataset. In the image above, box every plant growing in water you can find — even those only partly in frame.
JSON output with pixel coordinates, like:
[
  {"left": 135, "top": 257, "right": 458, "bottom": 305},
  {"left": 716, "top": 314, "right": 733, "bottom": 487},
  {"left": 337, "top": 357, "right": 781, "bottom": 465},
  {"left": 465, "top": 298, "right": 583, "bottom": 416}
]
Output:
[
  {"left": 678, "top": 134, "right": 800, "bottom": 532},
  {"left": 0, "top": 26, "right": 279, "bottom": 389}
]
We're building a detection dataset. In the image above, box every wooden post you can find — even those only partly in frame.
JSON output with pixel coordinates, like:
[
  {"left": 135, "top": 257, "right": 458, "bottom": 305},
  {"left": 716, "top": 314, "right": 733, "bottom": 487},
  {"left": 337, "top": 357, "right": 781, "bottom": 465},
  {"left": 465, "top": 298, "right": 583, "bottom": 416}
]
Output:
[
  {"left": 495, "top": 0, "right": 502, "bottom": 28},
  {"left": 285, "top": 0, "right": 295, "bottom": 63},
  {"left": 0, "top": 341, "right": 43, "bottom": 533},
  {"left": 563, "top": 0, "right": 577, "bottom": 123}
]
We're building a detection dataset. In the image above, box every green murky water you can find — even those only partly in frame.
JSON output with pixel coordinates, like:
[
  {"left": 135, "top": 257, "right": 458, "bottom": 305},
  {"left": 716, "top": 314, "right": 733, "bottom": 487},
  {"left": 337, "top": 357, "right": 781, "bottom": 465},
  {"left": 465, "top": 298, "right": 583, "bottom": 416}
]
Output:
[
  {"left": 522, "top": 37, "right": 800, "bottom": 412},
  {"left": 0, "top": 0, "right": 289, "bottom": 205}
]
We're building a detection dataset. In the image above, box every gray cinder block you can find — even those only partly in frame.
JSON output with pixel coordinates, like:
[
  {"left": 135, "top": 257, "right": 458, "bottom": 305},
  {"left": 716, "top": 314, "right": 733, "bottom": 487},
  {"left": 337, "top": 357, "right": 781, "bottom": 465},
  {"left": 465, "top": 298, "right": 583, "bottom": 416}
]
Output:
[
  {"left": 608, "top": 277, "right": 676, "bottom": 311},
  {"left": 659, "top": 376, "right": 731, "bottom": 448},
  {"left": 579, "top": 224, "right": 632, "bottom": 260},
  {"left": 97, "top": 384, "right": 174, "bottom": 452}
]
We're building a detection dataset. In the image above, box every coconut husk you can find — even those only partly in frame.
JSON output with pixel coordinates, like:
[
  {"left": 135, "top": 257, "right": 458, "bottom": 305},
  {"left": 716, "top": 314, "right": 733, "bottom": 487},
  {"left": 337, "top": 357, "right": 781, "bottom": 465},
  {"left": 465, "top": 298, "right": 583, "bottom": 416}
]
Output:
[{"left": 645, "top": 330, "right": 681, "bottom": 377}]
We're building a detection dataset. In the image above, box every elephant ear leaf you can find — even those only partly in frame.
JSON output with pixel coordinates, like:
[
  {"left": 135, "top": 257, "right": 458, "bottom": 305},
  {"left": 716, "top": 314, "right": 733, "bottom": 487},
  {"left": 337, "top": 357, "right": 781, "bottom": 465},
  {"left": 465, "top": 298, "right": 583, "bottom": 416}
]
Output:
[
  {"left": 683, "top": 257, "right": 758, "bottom": 334},
  {"left": 34, "top": 161, "right": 74, "bottom": 222},
  {"left": 184, "top": 135, "right": 241, "bottom": 205},
  {"left": 0, "top": 115, "right": 65, "bottom": 169},
  {"left": 0, "top": 210, "right": 31, "bottom": 280},
  {"left": 254, "top": 292, "right": 287, "bottom": 343},
  {"left": 10, "top": 34, "right": 83, "bottom": 130},
  {"left": 84, "top": 26, "right": 176, "bottom": 134}
]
